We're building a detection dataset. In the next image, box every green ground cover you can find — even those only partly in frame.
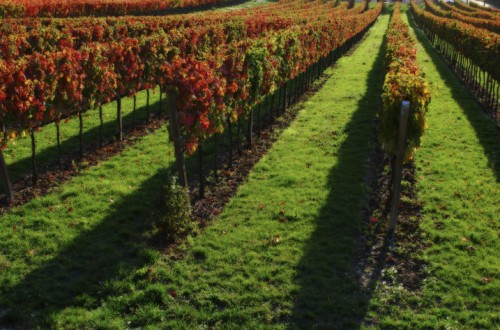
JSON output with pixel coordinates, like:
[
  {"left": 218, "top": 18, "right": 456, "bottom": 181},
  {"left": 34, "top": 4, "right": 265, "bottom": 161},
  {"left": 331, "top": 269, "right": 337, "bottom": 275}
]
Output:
[
  {"left": 1, "top": 3, "right": 498, "bottom": 328},
  {"left": 0, "top": 10, "right": 390, "bottom": 328},
  {"left": 363, "top": 6, "right": 500, "bottom": 329},
  {"left": 1, "top": 88, "right": 162, "bottom": 188}
]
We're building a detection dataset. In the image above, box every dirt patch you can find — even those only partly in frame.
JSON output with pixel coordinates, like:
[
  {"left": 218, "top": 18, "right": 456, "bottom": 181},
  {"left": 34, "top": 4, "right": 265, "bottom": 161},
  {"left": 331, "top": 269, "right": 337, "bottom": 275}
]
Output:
[{"left": 357, "top": 141, "right": 428, "bottom": 293}]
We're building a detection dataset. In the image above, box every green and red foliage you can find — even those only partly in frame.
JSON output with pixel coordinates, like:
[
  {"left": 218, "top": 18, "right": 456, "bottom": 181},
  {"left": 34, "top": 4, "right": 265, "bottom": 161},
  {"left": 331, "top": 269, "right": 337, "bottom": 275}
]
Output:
[
  {"left": 422, "top": 0, "right": 500, "bottom": 33},
  {"left": 379, "top": 1, "right": 431, "bottom": 162},
  {"left": 0, "top": 0, "right": 231, "bottom": 18},
  {"left": 411, "top": 0, "right": 500, "bottom": 82},
  {"left": 469, "top": 1, "right": 500, "bottom": 13},
  {"left": 443, "top": 0, "right": 499, "bottom": 19},
  {"left": 0, "top": 0, "right": 382, "bottom": 152}
]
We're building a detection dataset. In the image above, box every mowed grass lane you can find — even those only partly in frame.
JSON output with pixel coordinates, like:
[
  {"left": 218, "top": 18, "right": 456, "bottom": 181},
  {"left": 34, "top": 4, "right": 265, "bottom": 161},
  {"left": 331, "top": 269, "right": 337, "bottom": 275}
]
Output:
[
  {"left": 363, "top": 7, "right": 500, "bottom": 329},
  {"left": 0, "top": 12, "right": 390, "bottom": 328}
]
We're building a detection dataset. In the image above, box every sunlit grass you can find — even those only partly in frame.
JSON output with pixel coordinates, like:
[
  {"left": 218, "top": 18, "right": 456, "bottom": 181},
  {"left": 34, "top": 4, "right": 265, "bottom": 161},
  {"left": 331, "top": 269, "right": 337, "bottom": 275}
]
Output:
[
  {"left": 0, "top": 12, "right": 390, "bottom": 328},
  {"left": 364, "top": 6, "right": 500, "bottom": 329}
]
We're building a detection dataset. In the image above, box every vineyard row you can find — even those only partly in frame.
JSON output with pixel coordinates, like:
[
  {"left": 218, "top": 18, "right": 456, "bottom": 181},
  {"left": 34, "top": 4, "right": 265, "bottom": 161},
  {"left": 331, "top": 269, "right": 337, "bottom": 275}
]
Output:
[{"left": 410, "top": 0, "right": 500, "bottom": 119}]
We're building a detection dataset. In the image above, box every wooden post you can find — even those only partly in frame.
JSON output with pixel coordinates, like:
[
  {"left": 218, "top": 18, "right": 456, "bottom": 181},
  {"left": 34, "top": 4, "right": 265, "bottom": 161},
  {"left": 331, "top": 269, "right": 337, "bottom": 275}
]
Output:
[
  {"left": 236, "top": 117, "right": 242, "bottom": 156},
  {"left": 282, "top": 83, "right": 287, "bottom": 113},
  {"left": 165, "top": 86, "right": 188, "bottom": 190},
  {"left": 257, "top": 102, "right": 261, "bottom": 137},
  {"left": 0, "top": 149, "right": 14, "bottom": 201},
  {"left": 31, "top": 130, "right": 38, "bottom": 185},
  {"left": 198, "top": 145, "right": 205, "bottom": 198},
  {"left": 246, "top": 109, "right": 254, "bottom": 148},
  {"left": 227, "top": 119, "right": 233, "bottom": 166},
  {"left": 213, "top": 133, "right": 218, "bottom": 182},
  {"left": 159, "top": 87, "right": 163, "bottom": 114},
  {"left": 269, "top": 92, "right": 275, "bottom": 124},
  {"left": 99, "top": 106, "right": 103, "bottom": 148},
  {"left": 146, "top": 89, "right": 150, "bottom": 123},
  {"left": 132, "top": 95, "right": 137, "bottom": 129},
  {"left": 116, "top": 95, "right": 123, "bottom": 141},
  {"left": 56, "top": 121, "right": 62, "bottom": 165},
  {"left": 388, "top": 101, "right": 411, "bottom": 239},
  {"left": 79, "top": 111, "right": 84, "bottom": 159}
]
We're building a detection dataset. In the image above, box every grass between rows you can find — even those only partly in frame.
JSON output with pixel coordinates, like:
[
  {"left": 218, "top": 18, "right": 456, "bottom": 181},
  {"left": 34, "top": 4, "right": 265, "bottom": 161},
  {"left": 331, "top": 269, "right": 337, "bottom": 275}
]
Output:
[
  {"left": 0, "top": 11, "right": 390, "bottom": 328},
  {"left": 363, "top": 6, "right": 500, "bottom": 329},
  {"left": 0, "top": 0, "right": 313, "bottom": 190},
  {"left": 1, "top": 88, "right": 163, "bottom": 188}
]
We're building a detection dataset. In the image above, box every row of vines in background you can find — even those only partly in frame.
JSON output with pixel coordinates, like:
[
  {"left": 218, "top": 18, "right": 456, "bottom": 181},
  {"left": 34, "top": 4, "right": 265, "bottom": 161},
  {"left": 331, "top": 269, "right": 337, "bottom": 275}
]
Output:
[
  {"left": 454, "top": 1, "right": 500, "bottom": 18},
  {"left": 410, "top": 0, "right": 500, "bottom": 121},
  {"left": 422, "top": 0, "right": 500, "bottom": 33},
  {"left": 440, "top": 0, "right": 499, "bottom": 20},
  {"left": 0, "top": 0, "right": 382, "bottom": 199},
  {"left": 0, "top": 0, "right": 355, "bottom": 58},
  {"left": 0, "top": 0, "right": 236, "bottom": 18},
  {"left": 0, "top": 0, "right": 372, "bottom": 146},
  {"left": 379, "top": 1, "right": 430, "bottom": 163},
  {"left": 470, "top": 1, "right": 500, "bottom": 13}
]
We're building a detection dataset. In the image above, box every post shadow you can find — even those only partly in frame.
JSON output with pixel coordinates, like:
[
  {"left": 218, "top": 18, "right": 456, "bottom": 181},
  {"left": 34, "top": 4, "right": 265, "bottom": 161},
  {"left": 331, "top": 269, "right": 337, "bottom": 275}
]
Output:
[
  {"left": 289, "top": 30, "right": 387, "bottom": 328},
  {"left": 0, "top": 165, "right": 172, "bottom": 328},
  {"left": 406, "top": 11, "right": 500, "bottom": 182}
]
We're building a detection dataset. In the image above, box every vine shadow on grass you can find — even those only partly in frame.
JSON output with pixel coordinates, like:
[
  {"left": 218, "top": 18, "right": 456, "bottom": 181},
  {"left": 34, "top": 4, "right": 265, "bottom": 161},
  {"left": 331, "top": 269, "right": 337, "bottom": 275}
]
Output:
[
  {"left": 407, "top": 12, "right": 500, "bottom": 182},
  {"left": 0, "top": 165, "right": 174, "bottom": 328},
  {"left": 290, "top": 31, "right": 387, "bottom": 329}
]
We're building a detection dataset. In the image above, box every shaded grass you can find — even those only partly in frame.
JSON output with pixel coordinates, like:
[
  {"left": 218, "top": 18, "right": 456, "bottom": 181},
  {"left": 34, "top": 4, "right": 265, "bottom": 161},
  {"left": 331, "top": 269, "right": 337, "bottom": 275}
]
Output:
[
  {"left": 0, "top": 15, "right": 388, "bottom": 329},
  {"left": 0, "top": 12, "right": 391, "bottom": 328},
  {"left": 362, "top": 6, "right": 500, "bottom": 329},
  {"left": 0, "top": 125, "right": 175, "bottom": 327}
]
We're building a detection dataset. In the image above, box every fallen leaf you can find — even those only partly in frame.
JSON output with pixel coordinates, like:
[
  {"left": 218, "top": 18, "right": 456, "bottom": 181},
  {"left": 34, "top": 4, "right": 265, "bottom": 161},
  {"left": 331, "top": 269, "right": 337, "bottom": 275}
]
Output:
[
  {"left": 169, "top": 290, "right": 177, "bottom": 298},
  {"left": 25, "top": 249, "right": 37, "bottom": 256},
  {"left": 279, "top": 217, "right": 286, "bottom": 223},
  {"left": 482, "top": 278, "right": 492, "bottom": 283},
  {"left": 461, "top": 237, "right": 469, "bottom": 242}
]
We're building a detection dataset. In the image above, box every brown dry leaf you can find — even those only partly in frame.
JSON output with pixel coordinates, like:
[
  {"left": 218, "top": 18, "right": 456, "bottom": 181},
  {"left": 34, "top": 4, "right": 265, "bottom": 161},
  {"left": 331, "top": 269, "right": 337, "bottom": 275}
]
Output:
[
  {"left": 461, "top": 237, "right": 469, "bottom": 242},
  {"left": 482, "top": 278, "right": 492, "bottom": 283},
  {"left": 25, "top": 249, "right": 37, "bottom": 256}
]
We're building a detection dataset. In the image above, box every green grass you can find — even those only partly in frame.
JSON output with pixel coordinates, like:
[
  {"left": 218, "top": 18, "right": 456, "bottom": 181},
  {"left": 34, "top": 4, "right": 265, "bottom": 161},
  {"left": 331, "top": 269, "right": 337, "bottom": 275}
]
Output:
[
  {"left": 363, "top": 6, "right": 500, "bottom": 329},
  {"left": 0, "top": 12, "right": 390, "bottom": 328},
  {"left": 1, "top": 88, "right": 162, "bottom": 189},
  {"left": 0, "top": 123, "right": 175, "bottom": 327},
  {"left": 214, "top": 0, "right": 276, "bottom": 12}
]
